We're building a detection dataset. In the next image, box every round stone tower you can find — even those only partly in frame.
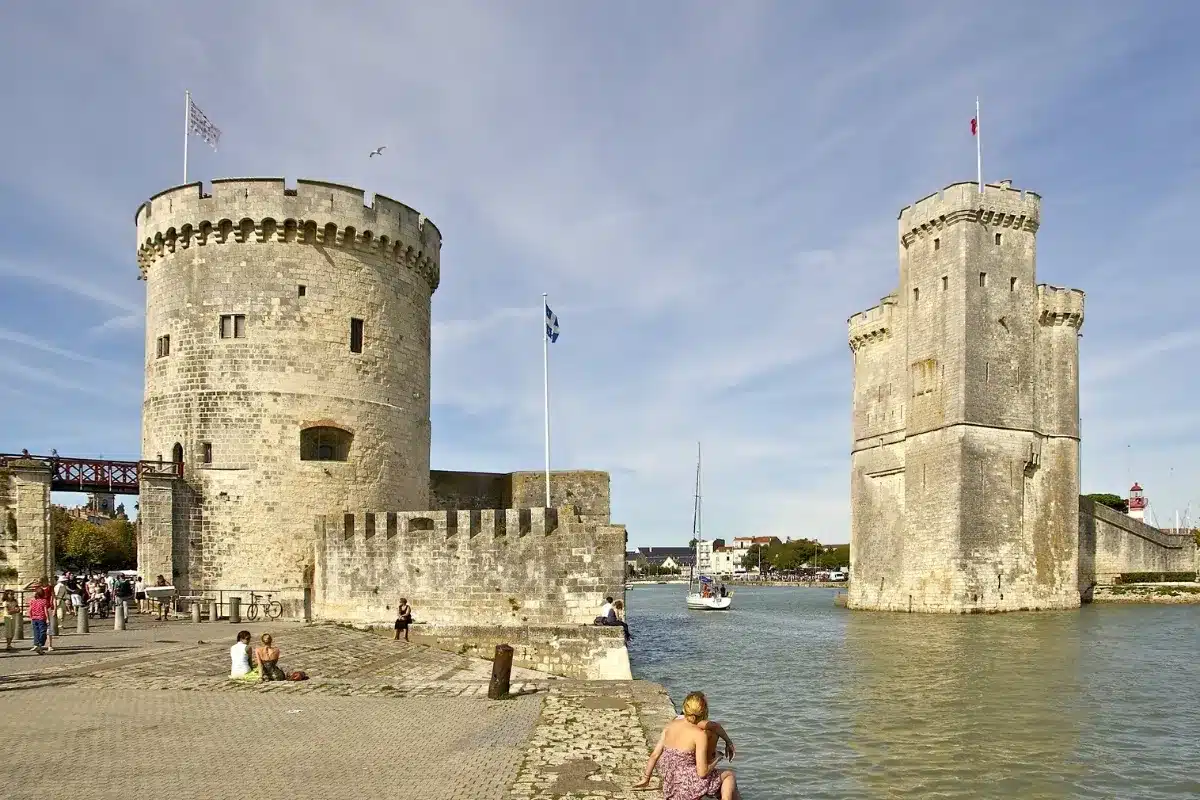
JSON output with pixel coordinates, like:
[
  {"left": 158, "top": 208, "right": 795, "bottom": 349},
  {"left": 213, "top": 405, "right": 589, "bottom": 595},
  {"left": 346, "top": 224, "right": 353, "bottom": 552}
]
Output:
[{"left": 135, "top": 178, "right": 441, "bottom": 592}]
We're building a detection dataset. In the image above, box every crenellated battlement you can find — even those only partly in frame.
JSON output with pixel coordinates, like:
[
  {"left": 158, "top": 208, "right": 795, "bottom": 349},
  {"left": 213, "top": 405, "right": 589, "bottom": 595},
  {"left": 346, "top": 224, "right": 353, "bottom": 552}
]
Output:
[
  {"left": 899, "top": 180, "right": 1040, "bottom": 246},
  {"left": 1037, "top": 284, "right": 1085, "bottom": 328},
  {"left": 135, "top": 178, "right": 441, "bottom": 291},
  {"left": 848, "top": 294, "right": 896, "bottom": 351},
  {"left": 323, "top": 507, "right": 576, "bottom": 541}
]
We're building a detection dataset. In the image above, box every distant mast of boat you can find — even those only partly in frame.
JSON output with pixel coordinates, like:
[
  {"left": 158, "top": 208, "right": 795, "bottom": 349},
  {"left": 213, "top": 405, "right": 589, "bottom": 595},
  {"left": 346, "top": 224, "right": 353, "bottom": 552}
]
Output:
[{"left": 692, "top": 441, "right": 702, "bottom": 581}]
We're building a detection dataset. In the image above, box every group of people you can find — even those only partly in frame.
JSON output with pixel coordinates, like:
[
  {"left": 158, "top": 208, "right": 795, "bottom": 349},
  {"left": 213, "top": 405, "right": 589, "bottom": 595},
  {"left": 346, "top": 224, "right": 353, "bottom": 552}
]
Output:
[
  {"left": 595, "top": 596, "right": 633, "bottom": 641},
  {"left": 229, "top": 630, "right": 305, "bottom": 682},
  {"left": 50, "top": 572, "right": 145, "bottom": 619}
]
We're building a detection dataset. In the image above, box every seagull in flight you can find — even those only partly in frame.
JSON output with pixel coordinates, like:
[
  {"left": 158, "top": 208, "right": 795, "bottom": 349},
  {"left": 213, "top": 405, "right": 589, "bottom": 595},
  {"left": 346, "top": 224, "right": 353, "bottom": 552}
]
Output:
[{"left": 369, "top": 146, "right": 386, "bottom": 158}]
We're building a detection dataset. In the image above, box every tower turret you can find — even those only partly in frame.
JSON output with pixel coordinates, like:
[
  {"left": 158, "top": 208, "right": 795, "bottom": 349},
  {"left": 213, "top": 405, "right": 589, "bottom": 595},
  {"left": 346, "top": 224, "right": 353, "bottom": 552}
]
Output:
[
  {"left": 135, "top": 178, "right": 442, "bottom": 593},
  {"left": 849, "top": 180, "right": 1084, "bottom": 613}
]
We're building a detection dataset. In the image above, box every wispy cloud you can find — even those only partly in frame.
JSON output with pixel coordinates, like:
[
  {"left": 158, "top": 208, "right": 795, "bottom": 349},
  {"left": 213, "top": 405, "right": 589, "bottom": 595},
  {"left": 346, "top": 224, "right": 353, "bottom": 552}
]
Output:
[{"left": 0, "top": 327, "right": 129, "bottom": 369}]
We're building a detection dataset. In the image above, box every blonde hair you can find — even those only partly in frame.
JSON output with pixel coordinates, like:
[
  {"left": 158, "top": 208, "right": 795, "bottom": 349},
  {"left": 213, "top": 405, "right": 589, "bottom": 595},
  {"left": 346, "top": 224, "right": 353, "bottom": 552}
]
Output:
[
  {"left": 681, "top": 691, "right": 708, "bottom": 723},
  {"left": 260, "top": 633, "right": 273, "bottom": 646}
]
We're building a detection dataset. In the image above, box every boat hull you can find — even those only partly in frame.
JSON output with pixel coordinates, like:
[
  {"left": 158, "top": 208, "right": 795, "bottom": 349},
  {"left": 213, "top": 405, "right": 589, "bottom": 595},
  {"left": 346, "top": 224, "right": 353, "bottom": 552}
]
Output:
[{"left": 686, "top": 594, "right": 732, "bottom": 611}]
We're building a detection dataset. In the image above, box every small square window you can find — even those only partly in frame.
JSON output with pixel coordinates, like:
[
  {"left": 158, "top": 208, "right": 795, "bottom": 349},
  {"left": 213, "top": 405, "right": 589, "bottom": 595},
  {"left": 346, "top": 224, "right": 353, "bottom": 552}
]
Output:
[
  {"left": 201, "top": 443, "right": 212, "bottom": 464},
  {"left": 995, "top": 232, "right": 1002, "bottom": 245},
  {"left": 155, "top": 335, "right": 170, "bottom": 358},
  {"left": 934, "top": 238, "right": 941, "bottom": 251},
  {"left": 941, "top": 276, "right": 948, "bottom": 291},
  {"left": 220, "top": 314, "right": 246, "bottom": 339},
  {"left": 350, "top": 318, "right": 364, "bottom": 353},
  {"left": 979, "top": 272, "right": 988, "bottom": 288},
  {"left": 1010, "top": 277, "right": 1018, "bottom": 292},
  {"left": 298, "top": 285, "right": 306, "bottom": 297}
]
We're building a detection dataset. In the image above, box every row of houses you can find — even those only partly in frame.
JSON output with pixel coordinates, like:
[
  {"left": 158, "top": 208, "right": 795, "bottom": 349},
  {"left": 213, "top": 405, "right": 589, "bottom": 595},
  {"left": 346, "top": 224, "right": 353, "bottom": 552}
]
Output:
[{"left": 627, "top": 536, "right": 777, "bottom": 575}]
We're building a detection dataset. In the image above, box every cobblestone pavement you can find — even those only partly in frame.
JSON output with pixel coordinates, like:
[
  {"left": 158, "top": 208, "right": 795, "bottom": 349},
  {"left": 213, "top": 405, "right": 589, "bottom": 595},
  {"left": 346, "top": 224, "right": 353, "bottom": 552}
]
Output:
[
  {"left": 0, "top": 687, "right": 542, "bottom": 800},
  {"left": 510, "top": 681, "right": 677, "bottom": 800},
  {"left": 0, "top": 620, "right": 675, "bottom": 799}
]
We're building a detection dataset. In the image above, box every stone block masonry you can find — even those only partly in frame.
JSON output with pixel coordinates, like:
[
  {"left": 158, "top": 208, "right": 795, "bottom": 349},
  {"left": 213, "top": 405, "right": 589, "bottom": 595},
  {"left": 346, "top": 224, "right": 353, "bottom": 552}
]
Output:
[
  {"left": 132, "top": 176, "right": 633, "bottom": 679},
  {"left": 1, "top": 461, "right": 53, "bottom": 586},
  {"left": 315, "top": 507, "right": 626, "bottom": 627},
  {"left": 848, "top": 181, "right": 1085, "bottom": 613},
  {"left": 136, "top": 178, "right": 441, "bottom": 592},
  {"left": 1079, "top": 497, "right": 1196, "bottom": 589}
]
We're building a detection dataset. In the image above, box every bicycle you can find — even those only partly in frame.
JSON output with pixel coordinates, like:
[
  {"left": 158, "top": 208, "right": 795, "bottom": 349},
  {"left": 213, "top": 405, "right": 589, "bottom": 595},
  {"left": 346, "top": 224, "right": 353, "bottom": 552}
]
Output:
[{"left": 244, "top": 592, "right": 283, "bottom": 621}]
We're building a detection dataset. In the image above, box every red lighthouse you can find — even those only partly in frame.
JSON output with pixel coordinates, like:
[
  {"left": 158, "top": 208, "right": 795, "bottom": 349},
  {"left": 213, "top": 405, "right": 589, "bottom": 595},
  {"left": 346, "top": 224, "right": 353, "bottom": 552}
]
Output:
[{"left": 1128, "top": 482, "right": 1147, "bottom": 521}]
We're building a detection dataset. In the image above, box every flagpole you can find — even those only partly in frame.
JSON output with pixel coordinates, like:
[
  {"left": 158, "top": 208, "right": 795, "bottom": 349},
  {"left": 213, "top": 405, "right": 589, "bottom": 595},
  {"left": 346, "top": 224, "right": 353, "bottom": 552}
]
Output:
[
  {"left": 542, "top": 293, "right": 552, "bottom": 508},
  {"left": 184, "top": 89, "right": 190, "bottom": 184},
  {"left": 976, "top": 96, "right": 982, "bottom": 193}
]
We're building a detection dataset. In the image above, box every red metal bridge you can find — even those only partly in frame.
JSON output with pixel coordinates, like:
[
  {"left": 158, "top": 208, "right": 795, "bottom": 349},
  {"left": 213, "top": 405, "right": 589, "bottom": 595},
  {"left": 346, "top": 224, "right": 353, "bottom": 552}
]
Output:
[{"left": 0, "top": 452, "right": 182, "bottom": 494}]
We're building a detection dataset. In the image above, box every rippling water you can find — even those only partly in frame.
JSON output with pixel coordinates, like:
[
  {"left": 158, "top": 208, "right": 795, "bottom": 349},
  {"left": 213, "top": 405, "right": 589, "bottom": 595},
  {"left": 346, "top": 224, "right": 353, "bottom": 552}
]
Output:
[{"left": 626, "top": 584, "right": 1200, "bottom": 799}]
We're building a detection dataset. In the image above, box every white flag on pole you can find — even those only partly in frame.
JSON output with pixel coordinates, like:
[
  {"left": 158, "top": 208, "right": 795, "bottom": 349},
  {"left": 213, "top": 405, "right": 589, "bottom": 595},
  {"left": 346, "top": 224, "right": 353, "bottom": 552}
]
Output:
[{"left": 188, "top": 98, "right": 222, "bottom": 150}]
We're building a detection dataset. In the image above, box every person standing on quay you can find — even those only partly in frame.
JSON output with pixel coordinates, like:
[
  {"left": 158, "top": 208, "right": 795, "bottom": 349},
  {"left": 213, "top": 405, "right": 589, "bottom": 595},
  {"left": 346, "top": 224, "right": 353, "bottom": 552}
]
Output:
[
  {"left": 27, "top": 587, "right": 52, "bottom": 655},
  {"left": 2, "top": 590, "right": 20, "bottom": 651},
  {"left": 394, "top": 598, "right": 413, "bottom": 642}
]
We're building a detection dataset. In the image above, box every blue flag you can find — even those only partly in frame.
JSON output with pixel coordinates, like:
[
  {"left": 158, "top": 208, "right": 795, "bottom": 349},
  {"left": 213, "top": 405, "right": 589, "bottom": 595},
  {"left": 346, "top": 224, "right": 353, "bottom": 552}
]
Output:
[{"left": 545, "top": 305, "right": 560, "bottom": 343}]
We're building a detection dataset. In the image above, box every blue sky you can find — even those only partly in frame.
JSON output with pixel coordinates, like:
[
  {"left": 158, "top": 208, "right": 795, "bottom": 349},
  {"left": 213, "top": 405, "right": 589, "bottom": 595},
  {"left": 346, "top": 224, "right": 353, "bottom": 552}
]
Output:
[{"left": 1, "top": 2, "right": 1197, "bottom": 545}]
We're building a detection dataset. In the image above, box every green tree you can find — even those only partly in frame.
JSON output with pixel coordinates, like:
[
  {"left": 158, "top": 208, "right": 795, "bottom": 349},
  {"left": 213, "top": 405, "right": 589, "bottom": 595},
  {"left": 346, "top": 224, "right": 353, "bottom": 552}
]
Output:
[
  {"left": 814, "top": 545, "right": 850, "bottom": 569},
  {"left": 60, "top": 517, "right": 136, "bottom": 572},
  {"left": 51, "top": 506, "right": 73, "bottom": 562},
  {"left": 1085, "top": 493, "right": 1128, "bottom": 514}
]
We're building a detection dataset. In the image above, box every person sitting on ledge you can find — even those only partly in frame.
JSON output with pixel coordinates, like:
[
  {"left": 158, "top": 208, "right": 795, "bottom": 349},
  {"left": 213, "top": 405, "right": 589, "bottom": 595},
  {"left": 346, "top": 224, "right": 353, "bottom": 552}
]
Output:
[
  {"left": 610, "top": 599, "right": 633, "bottom": 642},
  {"left": 230, "top": 630, "right": 258, "bottom": 680},
  {"left": 255, "top": 633, "right": 287, "bottom": 682},
  {"left": 634, "top": 691, "right": 739, "bottom": 799}
]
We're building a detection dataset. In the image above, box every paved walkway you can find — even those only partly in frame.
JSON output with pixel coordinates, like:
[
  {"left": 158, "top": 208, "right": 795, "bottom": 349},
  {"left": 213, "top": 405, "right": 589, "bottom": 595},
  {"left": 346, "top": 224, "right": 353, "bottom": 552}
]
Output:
[{"left": 0, "top": 617, "right": 676, "bottom": 799}]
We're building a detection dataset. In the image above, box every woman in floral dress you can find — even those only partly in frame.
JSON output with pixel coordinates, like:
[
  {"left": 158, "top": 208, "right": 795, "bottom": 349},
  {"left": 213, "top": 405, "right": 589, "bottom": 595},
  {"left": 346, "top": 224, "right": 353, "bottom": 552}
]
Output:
[{"left": 633, "top": 691, "right": 740, "bottom": 800}]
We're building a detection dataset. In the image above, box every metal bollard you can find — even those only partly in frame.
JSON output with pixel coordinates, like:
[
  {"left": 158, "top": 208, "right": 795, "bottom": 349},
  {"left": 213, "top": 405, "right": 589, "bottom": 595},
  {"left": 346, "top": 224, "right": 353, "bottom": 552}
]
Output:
[
  {"left": 76, "top": 609, "right": 88, "bottom": 634},
  {"left": 114, "top": 602, "right": 126, "bottom": 631},
  {"left": 191, "top": 602, "right": 201, "bottom": 624},
  {"left": 488, "top": 643, "right": 514, "bottom": 700},
  {"left": 228, "top": 596, "right": 241, "bottom": 624},
  {"left": 210, "top": 599, "right": 220, "bottom": 622},
  {"left": 15, "top": 611, "right": 24, "bottom": 641}
]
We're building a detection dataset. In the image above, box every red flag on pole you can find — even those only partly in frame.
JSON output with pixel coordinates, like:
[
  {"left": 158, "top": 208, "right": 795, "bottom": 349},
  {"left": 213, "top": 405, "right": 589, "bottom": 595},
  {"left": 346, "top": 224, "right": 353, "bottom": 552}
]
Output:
[{"left": 971, "top": 117, "right": 978, "bottom": 136}]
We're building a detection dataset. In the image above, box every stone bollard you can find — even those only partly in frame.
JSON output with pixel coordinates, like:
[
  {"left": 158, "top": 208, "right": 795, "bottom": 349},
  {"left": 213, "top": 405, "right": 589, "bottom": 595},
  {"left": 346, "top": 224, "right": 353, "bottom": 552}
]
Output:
[
  {"left": 114, "top": 602, "right": 126, "bottom": 631},
  {"left": 488, "top": 644, "right": 514, "bottom": 700},
  {"left": 228, "top": 596, "right": 241, "bottom": 624},
  {"left": 303, "top": 587, "right": 312, "bottom": 623},
  {"left": 191, "top": 601, "right": 201, "bottom": 624},
  {"left": 76, "top": 609, "right": 88, "bottom": 634},
  {"left": 210, "top": 599, "right": 220, "bottom": 622},
  {"left": 14, "top": 611, "right": 24, "bottom": 641},
  {"left": 48, "top": 612, "right": 58, "bottom": 638}
]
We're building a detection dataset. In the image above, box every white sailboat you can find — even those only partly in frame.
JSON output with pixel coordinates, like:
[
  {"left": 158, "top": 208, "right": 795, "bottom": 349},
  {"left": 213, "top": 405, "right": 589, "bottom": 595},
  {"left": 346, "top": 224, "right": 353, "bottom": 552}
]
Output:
[{"left": 686, "top": 443, "right": 732, "bottom": 611}]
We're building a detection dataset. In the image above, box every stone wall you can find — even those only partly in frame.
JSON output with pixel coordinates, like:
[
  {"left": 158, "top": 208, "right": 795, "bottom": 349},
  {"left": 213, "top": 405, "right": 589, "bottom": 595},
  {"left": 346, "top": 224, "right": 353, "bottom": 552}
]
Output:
[
  {"left": 429, "top": 470, "right": 610, "bottom": 521},
  {"left": 314, "top": 507, "right": 626, "bottom": 627},
  {"left": 407, "top": 623, "right": 631, "bottom": 680},
  {"left": 1, "top": 461, "right": 53, "bottom": 586},
  {"left": 1079, "top": 497, "right": 1195, "bottom": 589}
]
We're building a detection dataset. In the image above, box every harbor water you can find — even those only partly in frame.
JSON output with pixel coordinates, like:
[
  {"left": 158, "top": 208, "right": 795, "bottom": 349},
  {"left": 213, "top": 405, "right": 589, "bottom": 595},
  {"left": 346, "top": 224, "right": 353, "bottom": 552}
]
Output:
[{"left": 626, "top": 584, "right": 1200, "bottom": 799}]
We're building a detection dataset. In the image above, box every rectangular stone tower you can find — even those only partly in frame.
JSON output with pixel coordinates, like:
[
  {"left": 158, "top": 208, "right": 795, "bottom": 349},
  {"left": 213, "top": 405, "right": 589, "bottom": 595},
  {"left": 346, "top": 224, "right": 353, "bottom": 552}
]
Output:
[{"left": 848, "top": 181, "right": 1085, "bottom": 612}]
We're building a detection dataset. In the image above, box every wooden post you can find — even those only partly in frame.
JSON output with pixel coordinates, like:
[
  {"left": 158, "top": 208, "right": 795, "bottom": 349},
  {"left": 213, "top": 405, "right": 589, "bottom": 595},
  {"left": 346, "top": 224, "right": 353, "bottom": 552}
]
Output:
[{"left": 488, "top": 643, "right": 513, "bottom": 700}]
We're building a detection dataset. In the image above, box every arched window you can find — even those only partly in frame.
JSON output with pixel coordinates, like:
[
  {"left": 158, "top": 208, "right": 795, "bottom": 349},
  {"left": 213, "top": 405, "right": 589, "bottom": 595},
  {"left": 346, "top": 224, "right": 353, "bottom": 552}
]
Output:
[
  {"left": 171, "top": 443, "right": 184, "bottom": 465},
  {"left": 300, "top": 426, "right": 352, "bottom": 462}
]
